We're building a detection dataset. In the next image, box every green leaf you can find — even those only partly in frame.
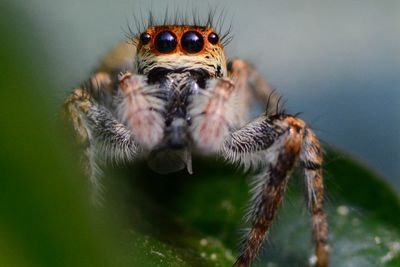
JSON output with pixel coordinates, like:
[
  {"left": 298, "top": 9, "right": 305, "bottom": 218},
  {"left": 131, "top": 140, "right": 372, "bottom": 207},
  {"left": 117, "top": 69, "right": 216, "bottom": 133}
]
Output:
[{"left": 104, "top": 151, "right": 400, "bottom": 267}]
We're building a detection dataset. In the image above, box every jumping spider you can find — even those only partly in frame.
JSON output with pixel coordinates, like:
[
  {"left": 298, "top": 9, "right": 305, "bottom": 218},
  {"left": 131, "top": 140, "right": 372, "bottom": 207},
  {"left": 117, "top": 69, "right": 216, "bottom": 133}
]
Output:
[{"left": 65, "top": 16, "right": 329, "bottom": 267}]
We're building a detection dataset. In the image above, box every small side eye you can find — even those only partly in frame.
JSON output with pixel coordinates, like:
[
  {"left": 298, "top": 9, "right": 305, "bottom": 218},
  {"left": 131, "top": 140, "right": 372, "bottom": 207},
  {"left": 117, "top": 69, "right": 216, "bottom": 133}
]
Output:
[
  {"left": 140, "top": 32, "right": 151, "bottom": 45},
  {"left": 181, "top": 31, "right": 204, "bottom": 53},
  {"left": 155, "top": 31, "right": 177, "bottom": 53},
  {"left": 208, "top": 32, "right": 219, "bottom": 45}
]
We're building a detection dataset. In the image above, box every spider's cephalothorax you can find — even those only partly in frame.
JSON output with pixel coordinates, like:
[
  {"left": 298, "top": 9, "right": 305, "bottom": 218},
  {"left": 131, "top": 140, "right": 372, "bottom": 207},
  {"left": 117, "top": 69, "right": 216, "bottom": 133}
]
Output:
[
  {"left": 136, "top": 25, "right": 227, "bottom": 79},
  {"left": 66, "top": 21, "right": 329, "bottom": 267},
  {"left": 130, "top": 25, "right": 229, "bottom": 164}
]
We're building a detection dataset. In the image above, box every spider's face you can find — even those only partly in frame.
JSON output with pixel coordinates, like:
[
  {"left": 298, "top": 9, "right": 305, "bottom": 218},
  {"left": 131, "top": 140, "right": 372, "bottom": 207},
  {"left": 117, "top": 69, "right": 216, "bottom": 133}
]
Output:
[{"left": 135, "top": 25, "right": 227, "bottom": 84}]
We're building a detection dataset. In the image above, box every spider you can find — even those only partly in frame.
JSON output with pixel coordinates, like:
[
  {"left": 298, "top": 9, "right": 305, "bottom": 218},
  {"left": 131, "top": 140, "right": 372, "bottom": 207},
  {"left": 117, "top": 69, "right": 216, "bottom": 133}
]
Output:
[{"left": 65, "top": 14, "right": 329, "bottom": 267}]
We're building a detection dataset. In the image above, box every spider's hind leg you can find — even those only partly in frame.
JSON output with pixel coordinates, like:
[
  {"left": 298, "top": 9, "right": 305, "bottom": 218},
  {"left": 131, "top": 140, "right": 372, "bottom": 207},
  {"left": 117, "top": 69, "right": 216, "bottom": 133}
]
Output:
[
  {"left": 222, "top": 114, "right": 328, "bottom": 267},
  {"left": 300, "top": 129, "right": 329, "bottom": 266}
]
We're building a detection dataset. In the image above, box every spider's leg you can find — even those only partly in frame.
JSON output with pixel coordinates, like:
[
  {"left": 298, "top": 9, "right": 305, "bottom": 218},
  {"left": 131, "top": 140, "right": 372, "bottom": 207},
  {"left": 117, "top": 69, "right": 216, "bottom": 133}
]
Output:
[
  {"left": 228, "top": 58, "right": 280, "bottom": 114},
  {"left": 222, "top": 114, "right": 328, "bottom": 267},
  {"left": 117, "top": 72, "right": 165, "bottom": 150},
  {"left": 189, "top": 78, "right": 236, "bottom": 153},
  {"left": 300, "top": 129, "right": 329, "bottom": 266},
  {"left": 65, "top": 73, "right": 139, "bottom": 204},
  {"left": 190, "top": 57, "right": 277, "bottom": 145}
]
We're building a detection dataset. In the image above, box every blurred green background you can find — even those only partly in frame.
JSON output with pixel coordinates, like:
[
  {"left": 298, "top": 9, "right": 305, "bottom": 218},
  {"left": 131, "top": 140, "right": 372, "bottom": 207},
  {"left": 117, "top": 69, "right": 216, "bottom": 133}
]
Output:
[{"left": 1, "top": 1, "right": 399, "bottom": 267}]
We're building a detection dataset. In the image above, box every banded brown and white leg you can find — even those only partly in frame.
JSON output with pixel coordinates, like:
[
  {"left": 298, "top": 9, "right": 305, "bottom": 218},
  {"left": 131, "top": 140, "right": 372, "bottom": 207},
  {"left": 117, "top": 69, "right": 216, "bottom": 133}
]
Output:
[
  {"left": 65, "top": 73, "right": 139, "bottom": 204},
  {"left": 222, "top": 114, "right": 328, "bottom": 267},
  {"left": 300, "top": 129, "right": 329, "bottom": 267}
]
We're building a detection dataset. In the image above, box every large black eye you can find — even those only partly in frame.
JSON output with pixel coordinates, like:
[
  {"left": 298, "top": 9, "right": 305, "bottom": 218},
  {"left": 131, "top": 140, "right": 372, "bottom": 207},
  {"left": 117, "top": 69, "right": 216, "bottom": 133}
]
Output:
[
  {"left": 140, "top": 32, "right": 151, "bottom": 45},
  {"left": 208, "top": 32, "right": 219, "bottom": 45},
  {"left": 181, "top": 31, "right": 204, "bottom": 53},
  {"left": 155, "top": 31, "right": 177, "bottom": 53}
]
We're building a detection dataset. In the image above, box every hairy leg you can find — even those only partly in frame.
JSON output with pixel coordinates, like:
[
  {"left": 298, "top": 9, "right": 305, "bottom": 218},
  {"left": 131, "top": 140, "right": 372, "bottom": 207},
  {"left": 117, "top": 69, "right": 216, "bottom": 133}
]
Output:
[
  {"left": 300, "top": 129, "right": 329, "bottom": 267},
  {"left": 228, "top": 58, "right": 280, "bottom": 115},
  {"left": 65, "top": 73, "right": 139, "bottom": 204},
  {"left": 189, "top": 78, "right": 236, "bottom": 153},
  {"left": 96, "top": 41, "right": 137, "bottom": 73},
  {"left": 190, "top": 58, "right": 279, "bottom": 153},
  {"left": 222, "top": 114, "right": 328, "bottom": 267},
  {"left": 117, "top": 72, "right": 165, "bottom": 150}
]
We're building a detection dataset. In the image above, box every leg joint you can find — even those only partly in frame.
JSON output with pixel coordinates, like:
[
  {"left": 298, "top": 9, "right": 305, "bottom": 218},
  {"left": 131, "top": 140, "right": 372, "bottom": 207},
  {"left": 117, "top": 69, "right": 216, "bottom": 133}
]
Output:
[{"left": 300, "top": 160, "right": 322, "bottom": 170}]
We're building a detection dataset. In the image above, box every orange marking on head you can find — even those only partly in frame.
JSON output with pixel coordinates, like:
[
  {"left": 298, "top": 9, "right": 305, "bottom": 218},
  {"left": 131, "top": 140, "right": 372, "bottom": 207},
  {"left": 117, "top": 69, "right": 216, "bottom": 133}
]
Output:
[
  {"left": 137, "top": 25, "right": 222, "bottom": 56},
  {"left": 285, "top": 117, "right": 306, "bottom": 129}
]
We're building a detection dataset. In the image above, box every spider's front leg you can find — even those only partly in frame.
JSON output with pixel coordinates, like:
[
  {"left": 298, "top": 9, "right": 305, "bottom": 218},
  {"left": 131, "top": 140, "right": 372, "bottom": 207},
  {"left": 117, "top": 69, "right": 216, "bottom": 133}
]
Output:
[
  {"left": 65, "top": 71, "right": 164, "bottom": 203},
  {"left": 222, "top": 115, "right": 329, "bottom": 267},
  {"left": 190, "top": 78, "right": 236, "bottom": 153},
  {"left": 117, "top": 72, "right": 165, "bottom": 149}
]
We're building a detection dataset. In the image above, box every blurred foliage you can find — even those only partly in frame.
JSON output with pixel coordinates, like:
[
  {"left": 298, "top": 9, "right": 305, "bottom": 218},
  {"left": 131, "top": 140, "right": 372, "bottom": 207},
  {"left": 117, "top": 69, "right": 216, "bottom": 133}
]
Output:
[
  {"left": 1, "top": 3, "right": 399, "bottom": 267},
  {"left": 0, "top": 5, "right": 113, "bottom": 267},
  {"left": 105, "top": 151, "right": 400, "bottom": 267}
]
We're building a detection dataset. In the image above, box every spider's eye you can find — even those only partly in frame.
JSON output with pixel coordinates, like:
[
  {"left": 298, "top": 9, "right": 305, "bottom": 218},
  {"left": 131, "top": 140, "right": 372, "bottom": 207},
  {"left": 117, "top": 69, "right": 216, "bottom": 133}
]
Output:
[
  {"left": 208, "top": 32, "right": 219, "bottom": 45},
  {"left": 181, "top": 31, "right": 204, "bottom": 53},
  {"left": 155, "top": 31, "right": 177, "bottom": 53},
  {"left": 140, "top": 32, "right": 151, "bottom": 45}
]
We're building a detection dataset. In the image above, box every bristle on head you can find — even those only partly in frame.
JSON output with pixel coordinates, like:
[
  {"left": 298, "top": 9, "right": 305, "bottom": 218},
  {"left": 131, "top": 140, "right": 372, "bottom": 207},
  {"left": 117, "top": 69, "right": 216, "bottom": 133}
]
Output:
[{"left": 127, "top": 6, "right": 233, "bottom": 46}]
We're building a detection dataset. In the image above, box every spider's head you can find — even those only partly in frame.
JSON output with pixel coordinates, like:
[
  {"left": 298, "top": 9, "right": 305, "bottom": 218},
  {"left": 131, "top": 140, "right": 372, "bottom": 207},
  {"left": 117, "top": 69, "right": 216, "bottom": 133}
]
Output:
[{"left": 134, "top": 25, "right": 227, "bottom": 84}]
